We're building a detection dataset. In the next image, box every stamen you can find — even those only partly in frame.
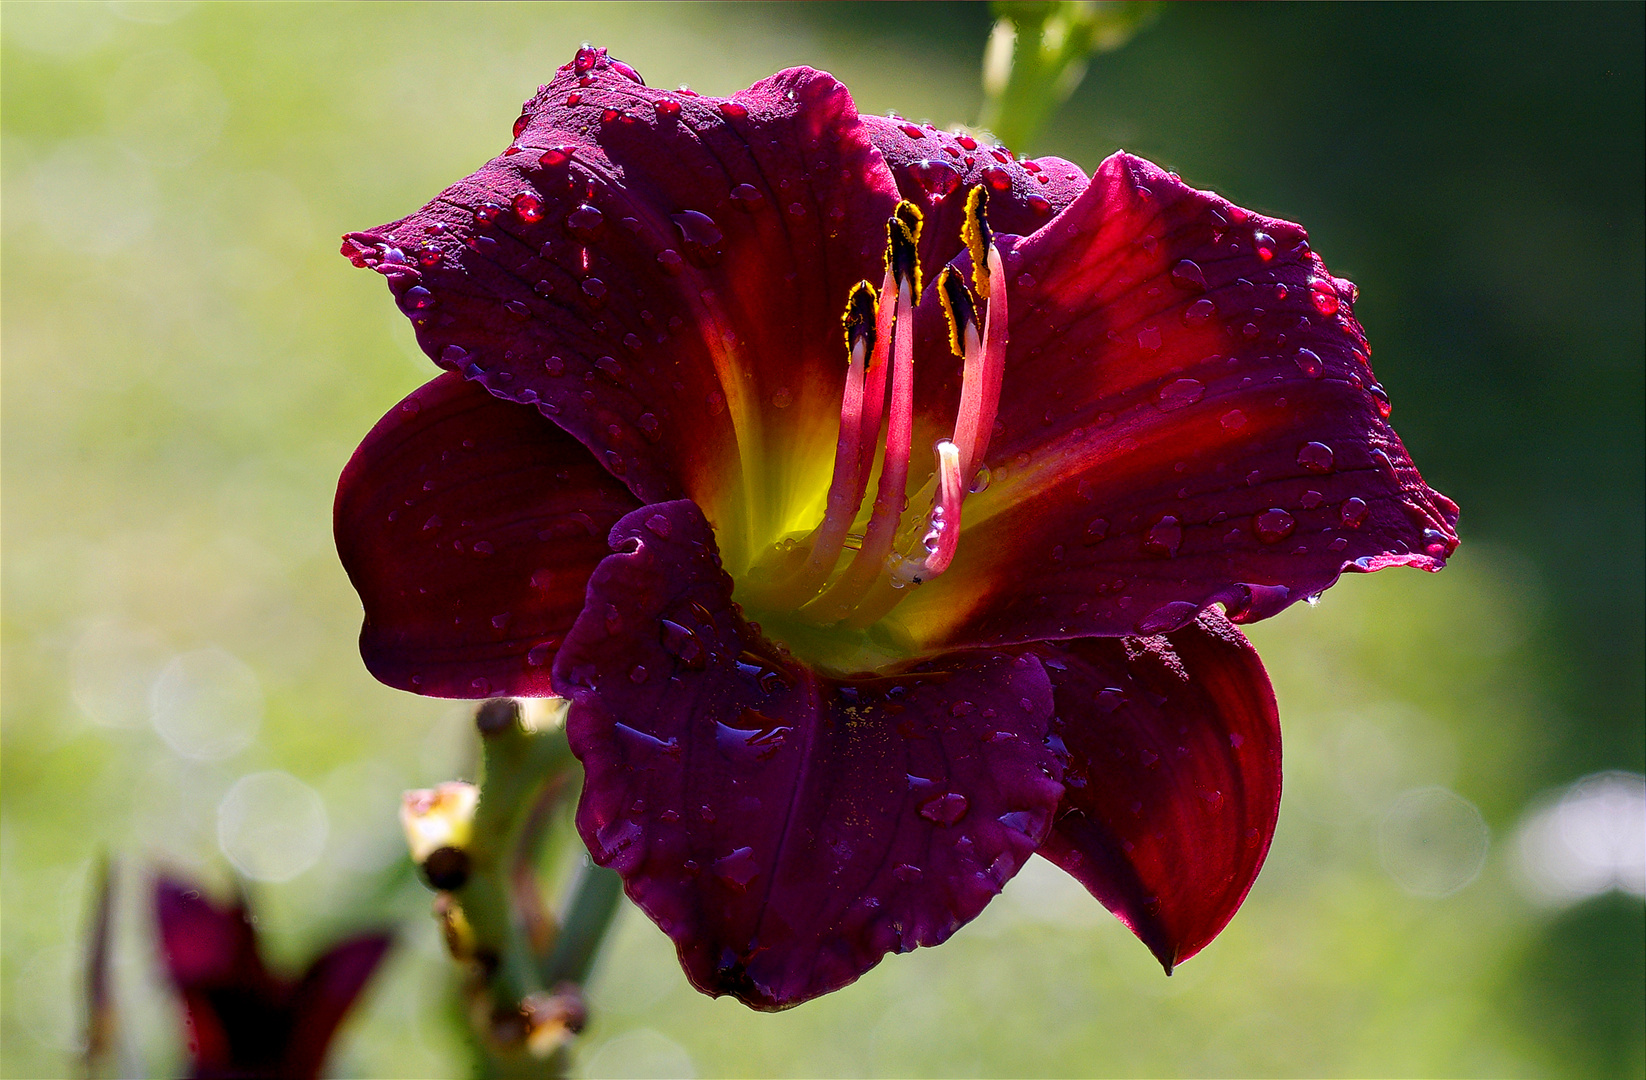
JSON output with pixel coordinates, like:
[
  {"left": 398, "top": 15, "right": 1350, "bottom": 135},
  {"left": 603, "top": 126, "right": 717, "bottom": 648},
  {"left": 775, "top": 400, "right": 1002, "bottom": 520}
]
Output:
[
  {"left": 901, "top": 439, "right": 965, "bottom": 579},
  {"left": 762, "top": 282, "right": 879, "bottom": 607},
  {"left": 804, "top": 262, "right": 917, "bottom": 623}
]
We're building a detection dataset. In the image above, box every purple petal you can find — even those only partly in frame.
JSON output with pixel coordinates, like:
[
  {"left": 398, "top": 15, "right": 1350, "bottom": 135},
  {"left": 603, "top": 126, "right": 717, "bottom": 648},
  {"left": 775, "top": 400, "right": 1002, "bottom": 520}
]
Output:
[
  {"left": 555, "top": 499, "right": 1065, "bottom": 1009},
  {"left": 334, "top": 371, "right": 640, "bottom": 697},
  {"left": 282, "top": 934, "right": 393, "bottom": 1080},
  {"left": 859, "top": 114, "right": 1088, "bottom": 286},
  {"left": 894, "top": 151, "right": 1459, "bottom": 649},
  {"left": 1033, "top": 612, "right": 1281, "bottom": 972},
  {"left": 347, "top": 51, "right": 899, "bottom": 541}
]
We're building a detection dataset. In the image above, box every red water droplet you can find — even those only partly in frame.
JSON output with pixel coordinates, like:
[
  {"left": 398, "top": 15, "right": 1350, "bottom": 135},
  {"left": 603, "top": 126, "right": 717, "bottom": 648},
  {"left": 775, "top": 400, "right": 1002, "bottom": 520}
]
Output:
[
  {"left": 511, "top": 190, "right": 544, "bottom": 223},
  {"left": 473, "top": 202, "right": 504, "bottom": 226},
  {"left": 1368, "top": 382, "right": 1392, "bottom": 418},
  {"left": 600, "top": 108, "right": 621, "bottom": 124},
  {"left": 907, "top": 158, "right": 960, "bottom": 198},
  {"left": 1297, "top": 441, "right": 1334, "bottom": 473},
  {"left": 1309, "top": 279, "right": 1340, "bottom": 316},
  {"left": 656, "top": 248, "right": 683, "bottom": 274},
  {"left": 573, "top": 46, "right": 601, "bottom": 73},
  {"left": 655, "top": 97, "right": 681, "bottom": 117},
  {"left": 982, "top": 166, "right": 1011, "bottom": 191},
  {"left": 730, "top": 183, "right": 763, "bottom": 208},
  {"left": 539, "top": 145, "right": 574, "bottom": 167},
  {"left": 918, "top": 792, "right": 968, "bottom": 825},
  {"left": 898, "top": 122, "right": 925, "bottom": 139},
  {"left": 1294, "top": 347, "right": 1325, "bottom": 378},
  {"left": 1157, "top": 377, "right": 1205, "bottom": 410},
  {"left": 1021, "top": 159, "right": 1042, "bottom": 173},
  {"left": 956, "top": 134, "right": 978, "bottom": 150},
  {"left": 1144, "top": 515, "right": 1182, "bottom": 557},
  {"left": 1340, "top": 497, "right": 1369, "bottom": 528},
  {"left": 512, "top": 114, "right": 530, "bottom": 139},
  {"left": 1171, "top": 259, "right": 1207, "bottom": 291},
  {"left": 1254, "top": 508, "right": 1296, "bottom": 543},
  {"left": 581, "top": 277, "right": 607, "bottom": 304},
  {"left": 671, "top": 209, "right": 722, "bottom": 246},
  {"left": 416, "top": 243, "right": 441, "bottom": 267},
  {"left": 718, "top": 100, "right": 748, "bottom": 119},
  {"left": 1027, "top": 195, "right": 1052, "bottom": 215},
  {"left": 1183, "top": 297, "right": 1217, "bottom": 326},
  {"left": 1254, "top": 231, "right": 1275, "bottom": 261},
  {"left": 990, "top": 148, "right": 1011, "bottom": 163},
  {"left": 566, "top": 203, "right": 604, "bottom": 237}
]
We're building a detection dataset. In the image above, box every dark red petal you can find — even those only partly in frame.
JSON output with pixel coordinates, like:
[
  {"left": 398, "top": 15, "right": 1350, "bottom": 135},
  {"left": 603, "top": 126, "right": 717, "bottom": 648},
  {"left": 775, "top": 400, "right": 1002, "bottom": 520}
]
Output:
[
  {"left": 348, "top": 52, "right": 898, "bottom": 547},
  {"left": 155, "top": 876, "right": 268, "bottom": 990},
  {"left": 858, "top": 114, "right": 1088, "bottom": 288},
  {"left": 1034, "top": 611, "right": 1281, "bottom": 972},
  {"left": 282, "top": 934, "right": 394, "bottom": 1080},
  {"left": 155, "top": 876, "right": 276, "bottom": 1075},
  {"left": 334, "top": 371, "right": 640, "bottom": 698},
  {"left": 895, "top": 151, "right": 1459, "bottom": 649},
  {"left": 555, "top": 499, "right": 1064, "bottom": 1009}
]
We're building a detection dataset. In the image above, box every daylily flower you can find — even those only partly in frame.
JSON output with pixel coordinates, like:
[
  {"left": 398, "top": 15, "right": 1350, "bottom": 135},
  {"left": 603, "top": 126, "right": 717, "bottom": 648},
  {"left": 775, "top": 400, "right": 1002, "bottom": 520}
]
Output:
[
  {"left": 154, "top": 876, "right": 392, "bottom": 1079},
  {"left": 336, "top": 47, "right": 1457, "bottom": 1009}
]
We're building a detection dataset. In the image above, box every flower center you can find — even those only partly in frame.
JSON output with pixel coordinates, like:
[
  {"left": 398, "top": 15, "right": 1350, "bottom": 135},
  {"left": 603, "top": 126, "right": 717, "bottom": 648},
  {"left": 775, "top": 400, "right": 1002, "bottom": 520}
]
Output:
[{"left": 739, "top": 188, "right": 1009, "bottom": 673}]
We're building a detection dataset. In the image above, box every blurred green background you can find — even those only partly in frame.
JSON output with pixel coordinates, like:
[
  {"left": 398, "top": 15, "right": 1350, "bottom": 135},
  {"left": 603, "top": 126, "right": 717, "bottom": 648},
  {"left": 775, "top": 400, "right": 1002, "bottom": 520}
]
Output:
[{"left": 3, "top": 3, "right": 1642, "bottom": 1077}]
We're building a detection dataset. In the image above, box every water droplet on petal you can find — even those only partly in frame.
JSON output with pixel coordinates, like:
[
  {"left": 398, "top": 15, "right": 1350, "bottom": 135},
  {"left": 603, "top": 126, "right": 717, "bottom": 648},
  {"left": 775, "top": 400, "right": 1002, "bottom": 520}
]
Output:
[
  {"left": 1083, "top": 517, "right": 1109, "bottom": 544},
  {"left": 1144, "top": 515, "right": 1182, "bottom": 557},
  {"left": 771, "top": 387, "right": 793, "bottom": 408},
  {"left": 918, "top": 792, "right": 969, "bottom": 826},
  {"left": 656, "top": 248, "right": 684, "bottom": 274},
  {"left": 1297, "top": 441, "right": 1335, "bottom": 473},
  {"left": 1183, "top": 297, "right": 1216, "bottom": 326},
  {"left": 1310, "top": 279, "right": 1340, "bottom": 316},
  {"left": 655, "top": 97, "right": 681, "bottom": 117},
  {"left": 1137, "top": 601, "right": 1200, "bottom": 634},
  {"left": 908, "top": 158, "right": 960, "bottom": 198},
  {"left": 671, "top": 210, "right": 723, "bottom": 246},
  {"left": 1294, "top": 347, "right": 1325, "bottom": 378},
  {"left": 1254, "top": 231, "right": 1275, "bottom": 261},
  {"left": 1171, "top": 259, "right": 1207, "bottom": 291},
  {"left": 1137, "top": 327, "right": 1162, "bottom": 352},
  {"left": 1369, "top": 382, "right": 1392, "bottom": 417},
  {"left": 982, "top": 166, "right": 1011, "bottom": 191},
  {"left": 512, "top": 190, "right": 544, "bottom": 223},
  {"left": 1157, "top": 377, "right": 1204, "bottom": 410},
  {"left": 645, "top": 514, "right": 672, "bottom": 539},
  {"left": 1255, "top": 508, "right": 1296, "bottom": 543},
  {"left": 717, "top": 100, "right": 747, "bottom": 119},
  {"left": 1220, "top": 408, "right": 1247, "bottom": 431},
  {"left": 712, "top": 846, "right": 760, "bottom": 890},
  {"left": 566, "top": 203, "right": 604, "bottom": 237},
  {"left": 539, "top": 145, "right": 575, "bottom": 167}
]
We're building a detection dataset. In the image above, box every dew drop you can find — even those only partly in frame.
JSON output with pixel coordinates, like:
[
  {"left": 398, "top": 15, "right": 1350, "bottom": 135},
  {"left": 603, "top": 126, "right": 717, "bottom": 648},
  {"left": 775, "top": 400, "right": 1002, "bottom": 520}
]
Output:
[
  {"left": 969, "top": 464, "right": 991, "bottom": 493},
  {"left": 1083, "top": 517, "right": 1109, "bottom": 544},
  {"left": 1157, "top": 377, "right": 1204, "bottom": 410},
  {"left": 1368, "top": 382, "right": 1392, "bottom": 418},
  {"left": 956, "top": 134, "right": 978, "bottom": 150},
  {"left": 1026, "top": 195, "right": 1052, "bottom": 216},
  {"left": 655, "top": 97, "right": 681, "bottom": 117},
  {"left": 718, "top": 100, "right": 748, "bottom": 119},
  {"left": 1339, "top": 497, "right": 1369, "bottom": 528},
  {"left": 1254, "top": 508, "right": 1296, "bottom": 544},
  {"left": 629, "top": 664, "right": 648, "bottom": 683},
  {"left": 918, "top": 792, "right": 969, "bottom": 826},
  {"left": 472, "top": 540, "right": 495, "bottom": 557},
  {"left": 512, "top": 190, "right": 544, "bottom": 223},
  {"left": 1220, "top": 408, "right": 1247, "bottom": 431},
  {"left": 566, "top": 203, "right": 604, "bottom": 237},
  {"left": 1309, "top": 279, "right": 1340, "bottom": 316},
  {"left": 907, "top": 158, "right": 960, "bottom": 198},
  {"left": 1137, "top": 601, "right": 1200, "bottom": 634},
  {"left": 581, "top": 277, "right": 608, "bottom": 304},
  {"left": 1294, "top": 347, "right": 1325, "bottom": 378},
  {"left": 1144, "top": 515, "right": 1182, "bottom": 557},
  {"left": 1137, "top": 327, "right": 1162, "bottom": 352},
  {"left": 1183, "top": 297, "right": 1217, "bottom": 326},
  {"left": 656, "top": 248, "right": 684, "bottom": 274},
  {"left": 1254, "top": 231, "right": 1275, "bottom": 261},
  {"left": 897, "top": 122, "right": 925, "bottom": 139},
  {"left": 982, "top": 166, "right": 1012, "bottom": 191},
  {"left": 539, "top": 145, "right": 575, "bottom": 167},
  {"left": 672, "top": 210, "right": 723, "bottom": 246},
  {"left": 771, "top": 387, "right": 793, "bottom": 408},
  {"left": 645, "top": 514, "right": 672, "bottom": 539},
  {"left": 399, "top": 286, "right": 434, "bottom": 313},
  {"left": 1297, "top": 441, "right": 1335, "bottom": 473},
  {"left": 1171, "top": 259, "right": 1207, "bottom": 291},
  {"left": 893, "top": 863, "right": 923, "bottom": 883}
]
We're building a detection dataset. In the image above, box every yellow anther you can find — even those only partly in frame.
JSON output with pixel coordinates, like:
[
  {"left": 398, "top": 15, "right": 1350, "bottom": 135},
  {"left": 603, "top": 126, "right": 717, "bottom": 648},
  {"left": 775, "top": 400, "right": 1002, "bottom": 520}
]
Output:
[
  {"left": 961, "top": 185, "right": 993, "bottom": 298},
  {"left": 841, "top": 280, "right": 880, "bottom": 364},
  {"left": 937, "top": 265, "right": 978, "bottom": 358}
]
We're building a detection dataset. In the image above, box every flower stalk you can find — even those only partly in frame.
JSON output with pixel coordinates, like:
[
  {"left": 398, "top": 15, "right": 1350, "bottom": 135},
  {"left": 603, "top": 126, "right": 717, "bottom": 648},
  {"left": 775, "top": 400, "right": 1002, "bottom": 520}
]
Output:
[
  {"left": 405, "top": 699, "right": 621, "bottom": 1078},
  {"left": 978, "top": 0, "right": 1159, "bottom": 151}
]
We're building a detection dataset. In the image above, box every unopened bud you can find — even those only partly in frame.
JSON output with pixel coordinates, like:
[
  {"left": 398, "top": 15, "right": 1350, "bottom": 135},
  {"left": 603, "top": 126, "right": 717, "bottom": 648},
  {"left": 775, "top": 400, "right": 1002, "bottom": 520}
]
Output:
[
  {"left": 433, "top": 892, "right": 476, "bottom": 960},
  {"left": 401, "top": 782, "right": 478, "bottom": 863},
  {"left": 522, "top": 984, "right": 588, "bottom": 1058}
]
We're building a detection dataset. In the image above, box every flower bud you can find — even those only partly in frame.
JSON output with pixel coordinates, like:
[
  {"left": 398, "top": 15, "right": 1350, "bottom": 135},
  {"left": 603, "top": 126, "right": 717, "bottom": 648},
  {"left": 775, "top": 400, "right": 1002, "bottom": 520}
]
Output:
[
  {"left": 522, "top": 984, "right": 588, "bottom": 1058},
  {"left": 401, "top": 781, "right": 478, "bottom": 864}
]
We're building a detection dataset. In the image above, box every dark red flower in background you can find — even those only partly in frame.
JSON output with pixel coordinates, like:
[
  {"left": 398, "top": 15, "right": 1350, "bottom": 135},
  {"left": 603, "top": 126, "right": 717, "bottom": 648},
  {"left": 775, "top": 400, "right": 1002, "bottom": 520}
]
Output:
[
  {"left": 155, "top": 876, "right": 392, "bottom": 1079},
  {"left": 336, "top": 47, "right": 1456, "bottom": 1009}
]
